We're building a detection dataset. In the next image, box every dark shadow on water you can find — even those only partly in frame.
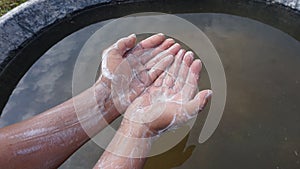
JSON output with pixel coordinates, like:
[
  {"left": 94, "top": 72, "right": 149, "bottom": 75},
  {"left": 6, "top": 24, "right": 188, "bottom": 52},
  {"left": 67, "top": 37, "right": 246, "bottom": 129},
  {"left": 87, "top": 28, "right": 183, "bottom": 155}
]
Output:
[{"left": 144, "top": 133, "right": 195, "bottom": 169}]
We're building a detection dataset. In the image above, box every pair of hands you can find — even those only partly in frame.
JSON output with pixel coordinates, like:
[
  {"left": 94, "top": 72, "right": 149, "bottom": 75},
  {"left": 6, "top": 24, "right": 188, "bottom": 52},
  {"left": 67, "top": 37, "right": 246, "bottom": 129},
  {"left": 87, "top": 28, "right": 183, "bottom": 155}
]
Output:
[{"left": 96, "top": 33, "right": 212, "bottom": 137}]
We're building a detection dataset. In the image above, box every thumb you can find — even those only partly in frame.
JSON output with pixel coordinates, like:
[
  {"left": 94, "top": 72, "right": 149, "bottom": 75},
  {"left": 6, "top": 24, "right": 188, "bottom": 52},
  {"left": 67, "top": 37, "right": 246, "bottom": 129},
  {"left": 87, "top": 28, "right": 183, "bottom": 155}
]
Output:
[
  {"left": 184, "top": 89, "right": 212, "bottom": 117},
  {"left": 116, "top": 34, "right": 137, "bottom": 55}
]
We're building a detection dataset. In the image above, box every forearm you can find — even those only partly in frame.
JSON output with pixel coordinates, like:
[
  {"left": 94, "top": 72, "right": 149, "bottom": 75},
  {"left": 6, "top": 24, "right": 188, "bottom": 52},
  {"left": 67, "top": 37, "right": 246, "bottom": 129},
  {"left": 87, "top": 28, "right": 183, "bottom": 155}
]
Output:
[
  {"left": 0, "top": 83, "right": 119, "bottom": 169},
  {"left": 94, "top": 121, "right": 154, "bottom": 169}
]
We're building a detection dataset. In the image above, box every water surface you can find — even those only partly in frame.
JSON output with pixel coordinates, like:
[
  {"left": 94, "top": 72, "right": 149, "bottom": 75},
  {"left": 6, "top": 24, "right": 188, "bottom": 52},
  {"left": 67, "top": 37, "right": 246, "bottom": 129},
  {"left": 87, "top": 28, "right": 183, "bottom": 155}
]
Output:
[{"left": 1, "top": 13, "right": 300, "bottom": 169}]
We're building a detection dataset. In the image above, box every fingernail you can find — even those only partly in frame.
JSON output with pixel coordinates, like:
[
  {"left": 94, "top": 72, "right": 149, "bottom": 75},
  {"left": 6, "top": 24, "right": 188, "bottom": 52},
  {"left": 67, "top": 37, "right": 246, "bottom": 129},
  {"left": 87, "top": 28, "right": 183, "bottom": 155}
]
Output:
[
  {"left": 186, "top": 51, "right": 194, "bottom": 57},
  {"left": 128, "top": 34, "right": 136, "bottom": 38},
  {"left": 184, "top": 52, "right": 193, "bottom": 64},
  {"left": 195, "top": 59, "right": 201, "bottom": 63},
  {"left": 194, "top": 59, "right": 202, "bottom": 66},
  {"left": 170, "top": 43, "right": 180, "bottom": 50},
  {"left": 158, "top": 33, "right": 164, "bottom": 36},
  {"left": 166, "top": 38, "right": 175, "bottom": 43},
  {"left": 205, "top": 90, "right": 213, "bottom": 99}
]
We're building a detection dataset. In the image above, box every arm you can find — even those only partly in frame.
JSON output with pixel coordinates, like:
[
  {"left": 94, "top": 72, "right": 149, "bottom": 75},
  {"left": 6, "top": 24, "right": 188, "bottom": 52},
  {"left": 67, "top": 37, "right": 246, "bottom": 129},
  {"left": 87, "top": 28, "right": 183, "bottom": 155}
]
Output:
[
  {"left": 0, "top": 83, "right": 112, "bottom": 169},
  {"left": 0, "top": 33, "right": 178, "bottom": 169},
  {"left": 94, "top": 50, "right": 212, "bottom": 169},
  {"left": 94, "top": 122, "right": 153, "bottom": 169}
]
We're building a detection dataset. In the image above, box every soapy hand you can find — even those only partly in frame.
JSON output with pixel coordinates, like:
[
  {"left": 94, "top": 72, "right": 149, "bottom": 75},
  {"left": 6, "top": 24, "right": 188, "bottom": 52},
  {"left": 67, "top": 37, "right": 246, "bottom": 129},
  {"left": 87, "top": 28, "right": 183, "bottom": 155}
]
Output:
[
  {"left": 122, "top": 49, "right": 212, "bottom": 135},
  {"left": 96, "top": 33, "right": 182, "bottom": 113}
]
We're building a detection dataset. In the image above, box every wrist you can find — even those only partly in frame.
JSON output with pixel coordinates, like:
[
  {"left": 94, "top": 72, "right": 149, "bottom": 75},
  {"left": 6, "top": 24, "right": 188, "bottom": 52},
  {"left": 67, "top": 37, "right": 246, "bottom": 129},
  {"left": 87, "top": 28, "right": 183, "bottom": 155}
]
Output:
[
  {"left": 93, "top": 78, "right": 122, "bottom": 121},
  {"left": 93, "top": 78, "right": 111, "bottom": 104},
  {"left": 119, "top": 119, "right": 155, "bottom": 138},
  {"left": 97, "top": 75, "right": 111, "bottom": 89},
  {"left": 105, "top": 119, "right": 154, "bottom": 158}
]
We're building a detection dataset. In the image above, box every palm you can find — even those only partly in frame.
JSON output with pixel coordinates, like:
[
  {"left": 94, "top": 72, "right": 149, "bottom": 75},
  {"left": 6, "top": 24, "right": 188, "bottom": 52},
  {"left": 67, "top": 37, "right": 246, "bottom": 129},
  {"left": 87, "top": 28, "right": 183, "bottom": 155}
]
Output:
[
  {"left": 104, "top": 34, "right": 181, "bottom": 113},
  {"left": 124, "top": 50, "right": 212, "bottom": 133}
]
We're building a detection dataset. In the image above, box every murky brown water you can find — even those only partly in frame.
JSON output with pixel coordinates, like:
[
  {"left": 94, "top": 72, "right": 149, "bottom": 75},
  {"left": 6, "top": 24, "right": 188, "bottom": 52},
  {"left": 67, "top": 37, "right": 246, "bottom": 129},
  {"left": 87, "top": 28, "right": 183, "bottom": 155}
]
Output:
[{"left": 1, "top": 13, "right": 299, "bottom": 169}]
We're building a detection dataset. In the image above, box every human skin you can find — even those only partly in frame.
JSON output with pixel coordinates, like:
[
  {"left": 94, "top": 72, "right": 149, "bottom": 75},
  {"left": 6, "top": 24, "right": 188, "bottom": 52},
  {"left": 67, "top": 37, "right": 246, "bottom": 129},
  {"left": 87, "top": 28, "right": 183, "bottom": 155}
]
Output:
[
  {"left": 94, "top": 49, "right": 212, "bottom": 169},
  {"left": 0, "top": 33, "right": 181, "bottom": 169}
]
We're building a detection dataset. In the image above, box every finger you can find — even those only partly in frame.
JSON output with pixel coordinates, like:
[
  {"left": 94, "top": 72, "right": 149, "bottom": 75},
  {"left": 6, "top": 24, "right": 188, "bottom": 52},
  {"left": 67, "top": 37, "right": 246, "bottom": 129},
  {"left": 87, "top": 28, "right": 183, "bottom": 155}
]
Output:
[
  {"left": 150, "top": 38, "right": 175, "bottom": 56},
  {"left": 127, "top": 33, "right": 165, "bottom": 58},
  {"left": 184, "top": 90, "right": 212, "bottom": 117},
  {"left": 115, "top": 34, "right": 137, "bottom": 55},
  {"left": 139, "top": 33, "right": 165, "bottom": 49},
  {"left": 163, "top": 49, "right": 185, "bottom": 87},
  {"left": 145, "top": 43, "right": 181, "bottom": 69},
  {"left": 182, "top": 59, "right": 202, "bottom": 100},
  {"left": 166, "top": 43, "right": 182, "bottom": 55},
  {"left": 148, "top": 55, "right": 174, "bottom": 84},
  {"left": 140, "top": 38, "right": 175, "bottom": 64},
  {"left": 174, "top": 51, "right": 194, "bottom": 91},
  {"left": 153, "top": 72, "right": 167, "bottom": 87}
]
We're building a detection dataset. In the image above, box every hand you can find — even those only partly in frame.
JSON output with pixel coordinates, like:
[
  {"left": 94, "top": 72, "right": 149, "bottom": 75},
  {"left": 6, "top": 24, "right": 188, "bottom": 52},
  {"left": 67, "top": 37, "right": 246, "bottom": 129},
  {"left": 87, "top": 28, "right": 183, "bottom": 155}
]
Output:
[
  {"left": 95, "top": 33, "right": 182, "bottom": 113},
  {"left": 122, "top": 49, "right": 212, "bottom": 135}
]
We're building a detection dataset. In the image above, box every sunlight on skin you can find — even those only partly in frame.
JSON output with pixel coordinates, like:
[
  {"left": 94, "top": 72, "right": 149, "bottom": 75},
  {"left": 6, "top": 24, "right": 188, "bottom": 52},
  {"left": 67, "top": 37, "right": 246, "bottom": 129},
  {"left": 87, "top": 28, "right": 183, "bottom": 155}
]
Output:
[
  {"left": 98, "top": 33, "right": 180, "bottom": 115},
  {"left": 123, "top": 51, "right": 212, "bottom": 132},
  {"left": 110, "top": 40, "right": 182, "bottom": 113},
  {"left": 0, "top": 33, "right": 211, "bottom": 169},
  {"left": 94, "top": 37, "right": 212, "bottom": 168},
  {"left": 0, "top": 33, "right": 176, "bottom": 169}
]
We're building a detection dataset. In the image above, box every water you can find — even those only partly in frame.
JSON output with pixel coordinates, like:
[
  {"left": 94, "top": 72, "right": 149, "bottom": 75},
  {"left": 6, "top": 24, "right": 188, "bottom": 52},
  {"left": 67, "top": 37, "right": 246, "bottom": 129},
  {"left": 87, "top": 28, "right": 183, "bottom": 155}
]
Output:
[{"left": 1, "top": 13, "right": 300, "bottom": 169}]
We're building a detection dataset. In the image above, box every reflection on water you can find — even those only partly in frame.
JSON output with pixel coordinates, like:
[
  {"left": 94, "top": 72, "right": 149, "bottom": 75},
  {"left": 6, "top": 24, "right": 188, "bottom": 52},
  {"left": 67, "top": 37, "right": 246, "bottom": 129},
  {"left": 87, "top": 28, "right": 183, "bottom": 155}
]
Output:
[
  {"left": 144, "top": 129, "right": 196, "bottom": 169},
  {"left": 1, "top": 13, "right": 300, "bottom": 168},
  {"left": 0, "top": 21, "right": 106, "bottom": 127}
]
